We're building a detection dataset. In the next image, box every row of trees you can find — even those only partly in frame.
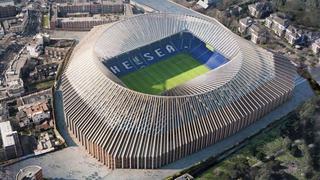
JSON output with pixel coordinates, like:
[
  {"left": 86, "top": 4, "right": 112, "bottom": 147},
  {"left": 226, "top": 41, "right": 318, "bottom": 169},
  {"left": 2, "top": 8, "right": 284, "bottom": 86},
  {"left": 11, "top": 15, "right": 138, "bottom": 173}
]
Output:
[
  {"left": 271, "top": 0, "right": 320, "bottom": 28},
  {"left": 210, "top": 96, "right": 320, "bottom": 179},
  {"left": 281, "top": 97, "right": 320, "bottom": 171},
  {"left": 214, "top": 156, "right": 297, "bottom": 179},
  {"left": 273, "top": 0, "right": 320, "bottom": 9}
]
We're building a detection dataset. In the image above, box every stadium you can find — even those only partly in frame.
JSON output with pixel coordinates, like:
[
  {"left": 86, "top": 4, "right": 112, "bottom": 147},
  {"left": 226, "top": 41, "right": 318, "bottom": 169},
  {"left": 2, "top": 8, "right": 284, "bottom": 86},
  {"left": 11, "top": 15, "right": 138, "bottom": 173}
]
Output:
[{"left": 61, "top": 13, "right": 296, "bottom": 169}]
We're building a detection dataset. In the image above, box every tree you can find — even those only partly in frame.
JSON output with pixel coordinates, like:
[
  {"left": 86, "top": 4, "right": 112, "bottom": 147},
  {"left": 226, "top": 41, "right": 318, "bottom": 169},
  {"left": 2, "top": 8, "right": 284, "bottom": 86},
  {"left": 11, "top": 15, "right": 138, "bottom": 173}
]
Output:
[
  {"left": 270, "top": 170, "right": 298, "bottom": 180},
  {"left": 229, "top": 157, "right": 251, "bottom": 179},
  {"left": 267, "top": 160, "right": 282, "bottom": 171},
  {"left": 214, "top": 170, "right": 231, "bottom": 179},
  {"left": 272, "top": 0, "right": 287, "bottom": 7},
  {"left": 290, "top": 145, "right": 303, "bottom": 157},
  {"left": 256, "top": 151, "right": 267, "bottom": 162},
  {"left": 304, "top": 167, "right": 314, "bottom": 179},
  {"left": 306, "top": 0, "right": 320, "bottom": 8}
]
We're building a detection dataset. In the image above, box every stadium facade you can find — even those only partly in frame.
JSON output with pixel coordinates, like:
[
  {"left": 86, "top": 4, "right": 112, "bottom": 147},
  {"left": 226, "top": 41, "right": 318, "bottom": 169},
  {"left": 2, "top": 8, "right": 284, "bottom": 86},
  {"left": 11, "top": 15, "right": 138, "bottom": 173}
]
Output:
[{"left": 61, "top": 13, "right": 296, "bottom": 169}]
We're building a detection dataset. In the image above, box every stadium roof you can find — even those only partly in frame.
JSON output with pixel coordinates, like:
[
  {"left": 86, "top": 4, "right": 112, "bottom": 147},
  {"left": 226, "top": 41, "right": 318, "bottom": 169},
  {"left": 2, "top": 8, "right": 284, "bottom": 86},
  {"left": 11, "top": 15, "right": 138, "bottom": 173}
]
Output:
[{"left": 61, "top": 13, "right": 296, "bottom": 169}]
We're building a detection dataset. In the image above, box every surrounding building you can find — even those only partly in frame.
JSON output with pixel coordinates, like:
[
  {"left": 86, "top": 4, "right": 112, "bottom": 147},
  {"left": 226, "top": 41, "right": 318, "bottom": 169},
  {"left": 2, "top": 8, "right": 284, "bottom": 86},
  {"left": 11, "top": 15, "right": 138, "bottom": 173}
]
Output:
[
  {"left": 225, "top": 5, "right": 243, "bottom": 17},
  {"left": 61, "top": 14, "right": 296, "bottom": 169},
  {"left": 35, "top": 120, "right": 54, "bottom": 132},
  {"left": 50, "top": 0, "right": 123, "bottom": 31},
  {"left": 45, "top": 39, "right": 73, "bottom": 60},
  {"left": 17, "top": 102, "right": 52, "bottom": 128},
  {"left": 7, "top": 78, "right": 24, "bottom": 97},
  {"left": 30, "top": 63, "right": 58, "bottom": 81},
  {"left": 238, "top": 17, "right": 253, "bottom": 34},
  {"left": 248, "top": 1, "right": 272, "bottom": 18},
  {"left": 6, "top": 10, "right": 29, "bottom": 33},
  {"left": 57, "top": 1, "right": 124, "bottom": 16},
  {"left": 197, "top": 0, "right": 215, "bottom": 9},
  {"left": 265, "top": 15, "right": 274, "bottom": 29},
  {"left": 35, "top": 131, "right": 56, "bottom": 154},
  {"left": 20, "top": 102, "right": 51, "bottom": 125},
  {"left": 54, "top": 15, "right": 120, "bottom": 31},
  {"left": 16, "top": 165, "right": 43, "bottom": 180},
  {"left": 285, "top": 25, "right": 298, "bottom": 45},
  {"left": 272, "top": 16, "right": 289, "bottom": 37},
  {"left": 0, "top": 25, "right": 4, "bottom": 38},
  {"left": 265, "top": 13, "right": 289, "bottom": 37},
  {"left": 16, "top": 110, "right": 30, "bottom": 128},
  {"left": 264, "top": 13, "right": 310, "bottom": 46},
  {"left": 312, "top": 38, "right": 320, "bottom": 55},
  {"left": 249, "top": 23, "right": 267, "bottom": 44},
  {"left": 306, "top": 31, "right": 320, "bottom": 43},
  {"left": 284, "top": 25, "right": 305, "bottom": 45},
  {"left": 0, "top": 0, "right": 16, "bottom": 18},
  {"left": 0, "top": 121, "right": 22, "bottom": 160},
  {"left": 45, "top": 46, "right": 70, "bottom": 60}
]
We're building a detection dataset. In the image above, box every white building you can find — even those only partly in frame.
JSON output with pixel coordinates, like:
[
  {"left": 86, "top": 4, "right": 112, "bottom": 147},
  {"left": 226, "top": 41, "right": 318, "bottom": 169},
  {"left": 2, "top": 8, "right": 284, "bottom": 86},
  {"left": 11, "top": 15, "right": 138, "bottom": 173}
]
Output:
[
  {"left": 22, "top": 103, "right": 50, "bottom": 124},
  {"left": 7, "top": 78, "right": 24, "bottom": 97},
  {"left": 249, "top": 24, "right": 267, "bottom": 44},
  {"left": 265, "top": 16, "right": 273, "bottom": 29},
  {"left": 238, "top": 17, "right": 253, "bottom": 34},
  {"left": 0, "top": 25, "right": 5, "bottom": 38},
  {"left": 27, "top": 34, "right": 44, "bottom": 58},
  {"left": 0, "top": 121, "right": 22, "bottom": 160},
  {"left": 312, "top": 38, "right": 320, "bottom": 55},
  {"left": 265, "top": 13, "right": 289, "bottom": 37},
  {"left": 285, "top": 25, "right": 300, "bottom": 45},
  {"left": 197, "top": 0, "right": 215, "bottom": 9},
  {"left": 248, "top": 2, "right": 272, "bottom": 18},
  {"left": 16, "top": 165, "right": 43, "bottom": 180},
  {"left": 0, "top": 0, "right": 14, "bottom": 7}
]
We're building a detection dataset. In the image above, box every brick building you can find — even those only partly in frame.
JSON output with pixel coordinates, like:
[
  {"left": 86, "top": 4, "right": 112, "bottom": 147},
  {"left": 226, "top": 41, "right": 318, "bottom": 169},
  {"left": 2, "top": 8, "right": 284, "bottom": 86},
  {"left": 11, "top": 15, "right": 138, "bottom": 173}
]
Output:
[
  {"left": 0, "top": 0, "right": 16, "bottom": 18},
  {"left": 57, "top": 1, "right": 124, "bottom": 16}
]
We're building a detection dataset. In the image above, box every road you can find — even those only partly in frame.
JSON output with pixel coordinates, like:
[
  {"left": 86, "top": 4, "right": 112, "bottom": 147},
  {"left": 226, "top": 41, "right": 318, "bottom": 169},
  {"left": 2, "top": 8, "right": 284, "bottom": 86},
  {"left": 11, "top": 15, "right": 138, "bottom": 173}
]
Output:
[{"left": 48, "top": 30, "right": 88, "bottom": 41}]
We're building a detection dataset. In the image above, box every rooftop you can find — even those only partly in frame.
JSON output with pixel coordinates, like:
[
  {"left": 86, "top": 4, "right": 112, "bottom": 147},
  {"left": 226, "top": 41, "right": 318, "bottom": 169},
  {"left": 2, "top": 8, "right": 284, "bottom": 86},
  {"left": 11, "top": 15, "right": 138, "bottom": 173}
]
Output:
[
  {"left": 27, "top": 34, "right": 43, "bottom": 47},
  {"left": 16, "top": 165, "right": 42, "bottom": 180},
  {"left": 47, "top": 39, "right": 73, "bottom": 48},
  {"left": 23, "top": 102, "right": 49, "bottom": 117},
  {"left": 0, "top": 121, "right": 16, "bottom": 148},
  {"left": 0, "top": 0, "right": 14, "bottom": 7},
  {"left": 239, "top": 17, "right": 253, "bottom": 25},
  {"left": 7, "top": 78, "right": 24, "bottom": 89},
  {"left": 272, "top": 16, "right": 289, "bottom": 26},
  {"left": 286, "top": 25, "right": 300, "bottom": 37},
  {"left": 58, "top": 0, "right": 123, "bottom": 7},
  {"left": 58, "top": 14, "right": 119, "bottom": 22},
  {"left": 250, "top": 23, "right": 266, "bottom": 35}
]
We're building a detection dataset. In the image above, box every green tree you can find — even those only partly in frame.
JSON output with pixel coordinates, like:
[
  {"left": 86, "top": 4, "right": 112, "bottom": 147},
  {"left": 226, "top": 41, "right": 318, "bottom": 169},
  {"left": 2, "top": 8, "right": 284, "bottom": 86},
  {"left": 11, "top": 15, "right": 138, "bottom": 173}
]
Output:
[
  {"left": 290, "top": 145, "right": 303, "bottom": 157},
  {"left": 306, "top": 0, "right": 320, "bottom": 8},
  {"left": 256, "top": 151, "right": 267, "bottom": 162}
]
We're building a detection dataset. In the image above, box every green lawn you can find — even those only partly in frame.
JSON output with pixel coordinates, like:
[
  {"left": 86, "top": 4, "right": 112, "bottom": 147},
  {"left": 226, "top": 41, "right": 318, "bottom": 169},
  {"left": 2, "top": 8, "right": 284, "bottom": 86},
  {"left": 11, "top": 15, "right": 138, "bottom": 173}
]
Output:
[
  {"left": 29, "top": 80, "right": 55, "bottom": 90},
  {"left": 42, "top": 14, "right": 50, "bottom": 29},
  {"left": 120, "top": 53, "right": 209, "bottom": 95}
]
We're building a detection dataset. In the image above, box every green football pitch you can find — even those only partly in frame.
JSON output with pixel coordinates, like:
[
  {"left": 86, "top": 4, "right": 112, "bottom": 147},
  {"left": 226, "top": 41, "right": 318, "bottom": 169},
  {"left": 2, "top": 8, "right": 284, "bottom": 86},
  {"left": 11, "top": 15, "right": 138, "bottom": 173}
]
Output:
[{"left": 120, "top": 53, "right": 209, "bottom": 95}]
